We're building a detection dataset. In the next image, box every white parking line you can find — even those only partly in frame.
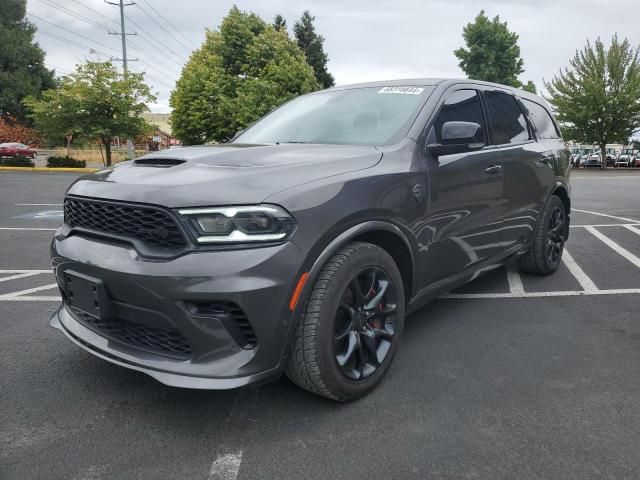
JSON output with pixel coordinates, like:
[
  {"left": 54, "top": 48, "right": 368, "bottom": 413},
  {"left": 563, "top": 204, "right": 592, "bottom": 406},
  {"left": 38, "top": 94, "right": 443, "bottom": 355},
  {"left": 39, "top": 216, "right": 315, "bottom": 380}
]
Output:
[
  {"left": 506, "top": 264, "right": 524, "bottom": 294},
  {"left": 0, "top": 269, "right": 51, "bottom": 273},
  {"left": 444, "top": 288, "right": 640, "bottom": 299},
  {"left": 208, "top": 451, "right": 243, "bottom": 480},
  {"left": 571, "top": 223, "right": 640, "bottom": 228},
  {"left": 0, "top": 283, "right": 59, "bottom": 301},
  {"left": 561, "top": 248, "right": 599, "bottom": 292},
  {"left": 584, "top": 226, "right": 640, "bottom": 269},
  {"left": 0, "top": 227, "right": 57, "bottom": 231},
  {"left": 572, "top": 208, "right": 640, "bottom": 224},
  {"left": 624, "top": 225, "right": 640, "bottom": 236},
  {"left": 0, "top": 272, "right": 41, "bottom": 283}
]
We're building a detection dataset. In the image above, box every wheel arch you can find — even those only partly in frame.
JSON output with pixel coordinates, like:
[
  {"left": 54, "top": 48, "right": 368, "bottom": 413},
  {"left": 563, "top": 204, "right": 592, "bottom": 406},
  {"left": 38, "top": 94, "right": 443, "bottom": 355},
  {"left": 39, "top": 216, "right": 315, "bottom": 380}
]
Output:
[
  {"left": 284, "top": 221, "right": 415, "bottom": 356},
  {"left": 306, "top": 221, "right": 415, "bottom": 303},
  {"left": 552, "top": 183, "right": 570, "bottom": 214}
]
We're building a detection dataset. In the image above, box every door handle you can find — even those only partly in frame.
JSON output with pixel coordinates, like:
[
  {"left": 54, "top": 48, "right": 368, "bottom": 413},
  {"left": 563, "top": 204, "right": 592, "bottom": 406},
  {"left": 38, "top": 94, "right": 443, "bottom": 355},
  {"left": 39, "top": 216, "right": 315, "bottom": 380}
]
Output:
[{"left": 485, "top": 164, "right": 502, "bottom": 175}]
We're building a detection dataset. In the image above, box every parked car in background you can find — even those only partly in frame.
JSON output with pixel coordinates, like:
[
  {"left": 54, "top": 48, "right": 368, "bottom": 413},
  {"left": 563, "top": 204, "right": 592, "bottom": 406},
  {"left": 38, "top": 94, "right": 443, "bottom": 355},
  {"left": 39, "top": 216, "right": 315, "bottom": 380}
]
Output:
[
  {"left": 584, "top": 151, "right": 602, "bottom": 168},
  {"left": 605, "top": 149, "right": 617, "bottom": 167},
  {"left": 0, "top": 142, "right": 37, "bottom": 158},
  {"left": 571, "top": 147, "right": 591, "bottom": 168},
  {"left": 616, "top": 148, "right": 635, "bottom": 167}
]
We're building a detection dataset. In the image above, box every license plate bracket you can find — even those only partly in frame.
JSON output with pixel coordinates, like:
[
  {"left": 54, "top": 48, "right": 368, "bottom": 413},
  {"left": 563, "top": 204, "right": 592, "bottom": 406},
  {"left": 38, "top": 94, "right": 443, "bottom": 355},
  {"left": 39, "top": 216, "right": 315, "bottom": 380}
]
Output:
[{"left": 64, "top": 271, "right": 113, "bottom": 320}]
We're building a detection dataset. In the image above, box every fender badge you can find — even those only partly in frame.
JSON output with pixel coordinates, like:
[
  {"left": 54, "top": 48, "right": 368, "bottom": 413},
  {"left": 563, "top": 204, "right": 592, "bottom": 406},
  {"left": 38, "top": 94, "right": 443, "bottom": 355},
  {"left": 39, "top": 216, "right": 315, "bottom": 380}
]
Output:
[{"left": 412, "top": 183, "right": 425, "bottom": 203}]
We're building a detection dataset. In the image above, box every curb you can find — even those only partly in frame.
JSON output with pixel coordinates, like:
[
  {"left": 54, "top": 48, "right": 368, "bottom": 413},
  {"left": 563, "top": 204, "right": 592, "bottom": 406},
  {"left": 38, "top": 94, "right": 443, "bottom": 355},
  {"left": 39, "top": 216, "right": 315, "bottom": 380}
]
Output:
[{"left": 0, "top": 166, "right": 99, "bottom": 173}]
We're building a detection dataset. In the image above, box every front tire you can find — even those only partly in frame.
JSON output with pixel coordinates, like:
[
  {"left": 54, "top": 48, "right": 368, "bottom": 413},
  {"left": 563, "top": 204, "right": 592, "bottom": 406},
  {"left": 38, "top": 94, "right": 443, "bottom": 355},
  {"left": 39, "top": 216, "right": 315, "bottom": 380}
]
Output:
[
  {"left": 285, "top": 242, "right": 405, "bottom": 401},
  {"left": 517, "top": 195, "right": 567, "bottom": 275}
]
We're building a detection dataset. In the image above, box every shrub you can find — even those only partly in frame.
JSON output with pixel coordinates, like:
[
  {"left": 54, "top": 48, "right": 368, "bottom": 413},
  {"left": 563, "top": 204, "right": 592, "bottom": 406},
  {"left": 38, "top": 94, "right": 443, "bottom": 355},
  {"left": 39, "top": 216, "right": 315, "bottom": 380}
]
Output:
[
  {"left": 46, "top": 155, "right": 87, "bottom": 168},
  {"left": 1, "top": 155, "right": 35, "bottom": 167}
]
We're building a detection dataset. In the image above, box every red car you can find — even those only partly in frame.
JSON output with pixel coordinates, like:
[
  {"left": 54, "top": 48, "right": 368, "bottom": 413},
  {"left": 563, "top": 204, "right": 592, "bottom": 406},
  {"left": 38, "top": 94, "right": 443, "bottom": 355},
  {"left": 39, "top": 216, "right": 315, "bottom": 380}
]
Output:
[{"left": 0, "top": 142, "right": 37, "bottom": 158}]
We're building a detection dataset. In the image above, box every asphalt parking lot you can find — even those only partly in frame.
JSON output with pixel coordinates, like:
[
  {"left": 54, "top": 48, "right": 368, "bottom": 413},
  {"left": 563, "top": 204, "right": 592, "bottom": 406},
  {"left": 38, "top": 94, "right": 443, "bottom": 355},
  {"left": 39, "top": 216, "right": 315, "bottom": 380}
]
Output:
[{"left": 1, "top": 169, "right": 639, "bottom": 480}]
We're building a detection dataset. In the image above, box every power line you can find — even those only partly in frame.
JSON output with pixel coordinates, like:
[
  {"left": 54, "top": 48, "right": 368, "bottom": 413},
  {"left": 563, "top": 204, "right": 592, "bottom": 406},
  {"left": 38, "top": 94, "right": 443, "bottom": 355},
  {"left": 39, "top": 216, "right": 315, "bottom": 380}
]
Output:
[
  {"left": 139, "top": 0, "right": 197, "bottom": 49},
  {"left": 68, "top": 0, "right": 120, "bottom": 28},
  {"left": 28, "top": 13, "right": 121, "bottom": 55},
  {"left": 32, "top": 1, "right": 183, "bottom": 74},
  {"left": 35, "top": 0, "right": 187, "bottom": 68},
  {"left": 135, "top": 1, "right": 191, "bottom": 54},
  {"left": 136, "top": 59, "right": 176, "bottom": 83},
  {"left": 125, "top": 16, "right": 186, "bottom": 66},
  {"left": 34, "top": 0, "right": 111, "bottom": 32},
  {"left": 129, "top": 67, "right": 175, "bottom": 90},
  {"left": 127, "top": 42, "right": 183, "bottom": 71},
  {"left": 36, "top": 29, "right": 112, "bottom": 58}
]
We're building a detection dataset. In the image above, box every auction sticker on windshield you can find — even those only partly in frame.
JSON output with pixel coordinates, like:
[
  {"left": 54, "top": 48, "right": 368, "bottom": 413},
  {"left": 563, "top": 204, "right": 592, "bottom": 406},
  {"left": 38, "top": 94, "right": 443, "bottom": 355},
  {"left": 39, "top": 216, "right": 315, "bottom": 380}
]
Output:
[{"left": 378, "top": 86, "right": 425, "bottom": 95}]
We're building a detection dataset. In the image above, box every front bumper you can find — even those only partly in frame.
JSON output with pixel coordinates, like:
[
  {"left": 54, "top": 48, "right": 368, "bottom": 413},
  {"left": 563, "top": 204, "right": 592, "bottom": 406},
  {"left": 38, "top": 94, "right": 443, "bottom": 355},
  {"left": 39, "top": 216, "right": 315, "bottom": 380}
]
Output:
[{"left": 50, "top": 232, "right": 307, "bottom": 389}]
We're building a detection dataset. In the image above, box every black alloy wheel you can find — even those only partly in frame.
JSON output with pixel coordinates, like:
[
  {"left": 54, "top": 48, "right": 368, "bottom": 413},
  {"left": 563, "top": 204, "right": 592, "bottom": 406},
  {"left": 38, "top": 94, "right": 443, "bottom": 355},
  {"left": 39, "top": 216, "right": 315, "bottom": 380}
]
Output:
[
  {"left": 546, "top": 205, "right": 565, "bottom": 267},
  {"left": 285, "top": 242, "right": 405, "bottom": 401},
  {"left": 517, "top": 194, "right": 567, "bottom": 275},
  {"left": 333, "top": 267, "right": 399, "bottom": 380}
]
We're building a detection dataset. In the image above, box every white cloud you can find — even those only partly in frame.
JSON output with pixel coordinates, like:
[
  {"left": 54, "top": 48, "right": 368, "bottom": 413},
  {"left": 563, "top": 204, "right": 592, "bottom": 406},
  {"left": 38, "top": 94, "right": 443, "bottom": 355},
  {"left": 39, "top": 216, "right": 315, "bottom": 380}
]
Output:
[{"left": 27, "top": 0, "right": 640, "bottom": 111}]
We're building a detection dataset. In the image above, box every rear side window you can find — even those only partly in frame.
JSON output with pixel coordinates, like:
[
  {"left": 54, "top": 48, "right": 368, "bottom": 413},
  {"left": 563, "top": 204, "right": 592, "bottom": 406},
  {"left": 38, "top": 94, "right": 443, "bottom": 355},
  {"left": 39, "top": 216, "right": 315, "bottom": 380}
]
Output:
[
  {"left": 429, "top": 89, "right": 487, "bottom": 144},
  {"left": 522, "top": 99, "right": 560, "bottom": 139},
  {"left": 485, "top": 91, "right": 531, "bottom": 145}
]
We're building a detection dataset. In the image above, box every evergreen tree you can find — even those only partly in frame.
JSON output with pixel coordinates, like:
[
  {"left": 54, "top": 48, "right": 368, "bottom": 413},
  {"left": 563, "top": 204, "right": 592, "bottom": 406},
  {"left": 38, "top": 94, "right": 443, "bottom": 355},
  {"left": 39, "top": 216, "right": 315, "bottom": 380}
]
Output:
[
  {"left": 273, "top": 14, "right": 287, "bottom": 32},
  {"left": 0, "top": 0, "right": 55, "bottom": 121},
  {"left": 293, "top": 11, "right": 334, "bottom": 89}
]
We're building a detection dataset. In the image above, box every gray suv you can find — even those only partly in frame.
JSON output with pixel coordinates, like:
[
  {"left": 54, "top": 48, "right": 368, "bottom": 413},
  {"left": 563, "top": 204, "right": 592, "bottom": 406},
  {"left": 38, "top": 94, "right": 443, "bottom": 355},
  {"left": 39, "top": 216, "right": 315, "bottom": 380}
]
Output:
[{"left": 50, "top": 79, "right": 571, "bottom": 401}]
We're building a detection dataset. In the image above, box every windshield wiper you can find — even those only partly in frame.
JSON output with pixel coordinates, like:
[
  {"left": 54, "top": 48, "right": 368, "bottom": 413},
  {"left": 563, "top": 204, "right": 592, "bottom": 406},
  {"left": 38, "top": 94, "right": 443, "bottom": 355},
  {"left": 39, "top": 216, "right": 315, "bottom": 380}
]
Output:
[{"left": 274, "top": 141, "right": 312, "bottom": 145}]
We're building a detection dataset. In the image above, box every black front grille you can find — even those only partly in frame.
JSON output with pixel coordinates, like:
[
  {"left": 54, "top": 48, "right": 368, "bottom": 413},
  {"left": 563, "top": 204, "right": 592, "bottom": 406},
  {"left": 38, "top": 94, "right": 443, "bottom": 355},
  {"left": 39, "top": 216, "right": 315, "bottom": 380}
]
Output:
[
  {"left": 134, "top": 158, "right": 185, "bottom": 167},
  {"left": 64, "top": 197, "right": 187, "bottom": 250},
  {"left": 187, "top": 301, "right": 257, "bottom": 349},
  {"left": 70, "top": 307, "right": 192, "bottom": 359}
]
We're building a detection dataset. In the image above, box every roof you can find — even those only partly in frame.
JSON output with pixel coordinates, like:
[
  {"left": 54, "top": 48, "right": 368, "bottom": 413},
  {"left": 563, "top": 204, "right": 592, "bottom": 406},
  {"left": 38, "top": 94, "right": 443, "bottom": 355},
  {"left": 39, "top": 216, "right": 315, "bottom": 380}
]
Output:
[
  {"left": 142, "top": 113, "right": 173, "bottom": 136},
  {"left": 328, "top": 78, "right": 543, "bottom": 100}
]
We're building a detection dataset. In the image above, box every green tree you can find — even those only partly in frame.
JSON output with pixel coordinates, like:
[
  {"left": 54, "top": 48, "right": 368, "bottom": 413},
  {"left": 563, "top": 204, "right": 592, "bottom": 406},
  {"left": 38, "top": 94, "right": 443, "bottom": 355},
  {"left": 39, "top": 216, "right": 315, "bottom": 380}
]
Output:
[
  {"left": 545, "top": 36, "right": 640, "bottom": 168},
  {"left": 25, "top": 61, "right": 155, "bottom": 166},
  {"left": 454, "top": 10, "right": 535, "bottom": 92},
  {"left": 170, "top": 6, "right": 318, "bottom": 144},
  {"left": 293, "top": 11, "right": 334, "bottom": 89},
  {"left": 273, "top": 14, "right": 287, "bottom": 32},
  {"left": 0, "top": 0, "right": 55, "bottom": 121}
]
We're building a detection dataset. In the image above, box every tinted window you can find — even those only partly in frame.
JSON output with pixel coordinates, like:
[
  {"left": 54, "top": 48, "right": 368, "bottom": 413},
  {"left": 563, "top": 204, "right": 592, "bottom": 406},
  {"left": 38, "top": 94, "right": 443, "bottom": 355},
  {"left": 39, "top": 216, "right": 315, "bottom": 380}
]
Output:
[
  {"left": 486, "top": 91, "right": 531, "bottom": 145},
  {"left": 235, "top": 86, "right": 434, "bottom": 147},
  {"left": 522, "top": 99, "right": 560, "bottom": 139},
  {"left": 429, "top": 89, "right": 487, "bottom": 144}
]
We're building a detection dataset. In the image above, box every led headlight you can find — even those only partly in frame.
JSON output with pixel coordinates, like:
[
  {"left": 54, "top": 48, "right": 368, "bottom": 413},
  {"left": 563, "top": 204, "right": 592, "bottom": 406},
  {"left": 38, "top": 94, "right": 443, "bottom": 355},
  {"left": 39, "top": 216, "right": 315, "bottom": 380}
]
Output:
[{"left": 178, "top": 205, "right": 296, "bottom": 244}]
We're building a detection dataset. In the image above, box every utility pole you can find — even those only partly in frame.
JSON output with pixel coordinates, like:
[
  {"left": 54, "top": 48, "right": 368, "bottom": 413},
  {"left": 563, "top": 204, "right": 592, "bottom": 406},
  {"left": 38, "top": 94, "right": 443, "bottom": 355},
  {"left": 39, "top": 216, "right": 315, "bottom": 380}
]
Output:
[{"left": 106, "top": 0, "right": 138, "bottom": 159}]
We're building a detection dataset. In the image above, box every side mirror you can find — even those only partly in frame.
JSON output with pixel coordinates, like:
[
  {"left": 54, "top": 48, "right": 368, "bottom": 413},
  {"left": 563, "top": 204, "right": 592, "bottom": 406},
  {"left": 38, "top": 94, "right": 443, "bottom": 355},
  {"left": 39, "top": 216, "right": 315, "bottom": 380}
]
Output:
[{"left": 427, "top": 121, "right": 485, "bottom": 157}]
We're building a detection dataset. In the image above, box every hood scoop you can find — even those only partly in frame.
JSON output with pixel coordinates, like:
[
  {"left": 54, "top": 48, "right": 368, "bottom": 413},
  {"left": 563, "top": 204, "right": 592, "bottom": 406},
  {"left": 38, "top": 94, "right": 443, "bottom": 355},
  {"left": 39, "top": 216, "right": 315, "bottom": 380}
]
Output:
[{"left": 134, "top": 158, "right": 185, "bottom": 167}]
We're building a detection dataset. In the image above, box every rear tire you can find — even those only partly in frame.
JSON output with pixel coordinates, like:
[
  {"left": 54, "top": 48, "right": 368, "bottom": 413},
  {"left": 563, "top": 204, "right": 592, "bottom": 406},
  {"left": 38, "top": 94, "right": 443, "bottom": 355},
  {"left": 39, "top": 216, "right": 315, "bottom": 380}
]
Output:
[
  {"left": 517, "top": 195, "right": 567, "bottom": 275},
  {"left": 285, "top": 242, "right": 405, "bottom": 401}
]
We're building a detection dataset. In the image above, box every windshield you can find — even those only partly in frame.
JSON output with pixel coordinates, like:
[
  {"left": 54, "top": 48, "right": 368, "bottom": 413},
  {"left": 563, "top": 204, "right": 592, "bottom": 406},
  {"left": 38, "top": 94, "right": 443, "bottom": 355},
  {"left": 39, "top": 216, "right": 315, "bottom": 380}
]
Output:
[{"left": 234, "top": 86, "right": 434, "bottom": 146}]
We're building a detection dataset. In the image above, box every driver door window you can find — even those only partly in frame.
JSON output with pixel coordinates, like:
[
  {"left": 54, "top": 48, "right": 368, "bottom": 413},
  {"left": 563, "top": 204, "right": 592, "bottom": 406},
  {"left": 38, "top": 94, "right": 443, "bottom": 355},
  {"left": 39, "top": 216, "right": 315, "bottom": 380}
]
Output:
[{"left": 428, "top": 89, "right": 487, "bottom": 145}]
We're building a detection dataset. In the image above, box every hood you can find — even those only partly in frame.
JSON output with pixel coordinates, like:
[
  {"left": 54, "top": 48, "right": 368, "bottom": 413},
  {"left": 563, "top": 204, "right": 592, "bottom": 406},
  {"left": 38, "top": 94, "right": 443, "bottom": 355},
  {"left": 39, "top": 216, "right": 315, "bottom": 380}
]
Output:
[{"left": 67, "top": 144, "right": 382, "bottom": 207}]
